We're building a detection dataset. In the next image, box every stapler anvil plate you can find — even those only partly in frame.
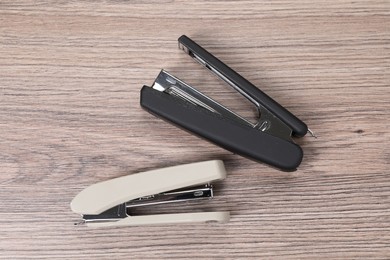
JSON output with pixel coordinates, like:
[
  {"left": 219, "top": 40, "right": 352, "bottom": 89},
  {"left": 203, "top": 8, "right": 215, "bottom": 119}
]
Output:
[
  {"left": 140, "top": 35, "right": 312, "bottom": 171},
  {"left": 71, "top": 160, "right": 229, "bottom": 227}
]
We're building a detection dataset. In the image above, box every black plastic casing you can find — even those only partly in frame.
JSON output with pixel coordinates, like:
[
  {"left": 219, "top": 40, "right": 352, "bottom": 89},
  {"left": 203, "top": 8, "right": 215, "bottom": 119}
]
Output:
[{"left": 140, "top": 86, "right": 303, "bottom": 171}]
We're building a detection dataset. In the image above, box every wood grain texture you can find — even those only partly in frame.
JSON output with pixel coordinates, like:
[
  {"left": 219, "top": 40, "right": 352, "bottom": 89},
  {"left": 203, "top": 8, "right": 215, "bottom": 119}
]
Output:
[{"left": 0, "top": 0, "right": 389, "bottom": 259}]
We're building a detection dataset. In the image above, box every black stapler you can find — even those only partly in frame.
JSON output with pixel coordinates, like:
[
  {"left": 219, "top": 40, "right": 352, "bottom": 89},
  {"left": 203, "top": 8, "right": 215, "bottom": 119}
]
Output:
[{"left": 140, "top": 35, "right": 313, "bottom": 171}]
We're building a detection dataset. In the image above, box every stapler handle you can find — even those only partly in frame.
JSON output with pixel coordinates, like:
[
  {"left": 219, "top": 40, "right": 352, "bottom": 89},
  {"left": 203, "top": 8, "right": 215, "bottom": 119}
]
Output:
[
  {"left": 178, "top": 35, "right": 308, "bottom": 137},
  {"left": 141, "top": 86, "right": 303, "bottom": 171}
]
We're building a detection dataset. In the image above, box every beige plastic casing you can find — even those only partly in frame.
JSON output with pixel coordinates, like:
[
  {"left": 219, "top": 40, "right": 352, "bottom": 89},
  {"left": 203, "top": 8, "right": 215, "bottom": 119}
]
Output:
[
  {"left": 86, "top": 212, "right": 230, "bottom": 227},
  {"left": 71, "top": 160, "right": 229, "bottom": 226}
]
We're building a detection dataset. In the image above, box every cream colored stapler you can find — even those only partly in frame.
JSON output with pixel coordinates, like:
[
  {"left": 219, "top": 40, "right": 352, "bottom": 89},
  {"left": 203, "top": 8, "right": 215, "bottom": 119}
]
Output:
[{"left": 71, "top": 160, "right": 230, "bottom": 227}]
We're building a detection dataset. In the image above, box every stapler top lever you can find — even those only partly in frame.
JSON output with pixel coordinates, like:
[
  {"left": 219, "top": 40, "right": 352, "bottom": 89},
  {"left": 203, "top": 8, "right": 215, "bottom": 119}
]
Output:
[
  {"left": 71, "top": 160, "right": 229, "bottom": 227},
  {"left": 140, "top": 35, "right": 313, "bottom": 171}
]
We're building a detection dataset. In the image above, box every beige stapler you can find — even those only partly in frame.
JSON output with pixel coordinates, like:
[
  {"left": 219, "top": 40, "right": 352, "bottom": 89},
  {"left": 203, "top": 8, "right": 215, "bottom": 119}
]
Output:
[{"left": 71, "top": 160, "right": 230, "bottom": 227}]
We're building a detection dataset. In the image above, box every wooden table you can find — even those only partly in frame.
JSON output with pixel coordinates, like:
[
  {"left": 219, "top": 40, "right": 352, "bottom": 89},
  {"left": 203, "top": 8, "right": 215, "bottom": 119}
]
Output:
[{"left": 1, "top": 1, "right": 389, "bottom": 258}]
